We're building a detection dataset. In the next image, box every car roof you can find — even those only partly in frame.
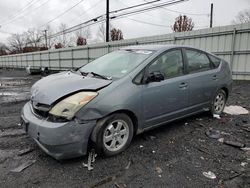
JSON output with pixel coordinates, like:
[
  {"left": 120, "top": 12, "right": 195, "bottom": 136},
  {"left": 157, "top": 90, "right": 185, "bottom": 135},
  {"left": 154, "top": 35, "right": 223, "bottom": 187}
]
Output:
[{"left": 121, "top": 44, "right": 187, "bottom": 51}]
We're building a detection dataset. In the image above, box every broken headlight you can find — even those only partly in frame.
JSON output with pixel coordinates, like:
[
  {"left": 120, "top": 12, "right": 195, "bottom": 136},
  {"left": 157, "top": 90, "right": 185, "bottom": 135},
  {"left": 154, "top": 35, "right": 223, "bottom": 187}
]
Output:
[{"left": 49, "top": 92, "right": 97, "bottom": 120}]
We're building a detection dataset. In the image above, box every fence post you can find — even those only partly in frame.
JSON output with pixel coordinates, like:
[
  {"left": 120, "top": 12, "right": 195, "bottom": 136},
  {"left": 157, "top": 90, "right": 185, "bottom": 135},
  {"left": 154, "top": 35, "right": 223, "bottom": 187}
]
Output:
[
  {"left": 48, "top": 51, "right": 51, "bottom": 69},
  {"left": 58, "top": 50, "right": 61, "bottom": 70},
  {"left": 32, "top": 53, "right": 34, "bottom": 68},
  {"left": 107, "top": 44, "right": 110, "bottom": 53},
  {"left": 71, "top": 49, "right": 74, "bottom": 68},
  {"left": 230, "top": 28, "right": 236, "bottom": 69},
  {"left": 87, "top": 47, "right": 89, "bottom": 63},
  {"left": 39, "top": 52, "right": 42, "bottom": 68},
  {"left": 173, "top": 36, "right": 176, "bottom": 44}
]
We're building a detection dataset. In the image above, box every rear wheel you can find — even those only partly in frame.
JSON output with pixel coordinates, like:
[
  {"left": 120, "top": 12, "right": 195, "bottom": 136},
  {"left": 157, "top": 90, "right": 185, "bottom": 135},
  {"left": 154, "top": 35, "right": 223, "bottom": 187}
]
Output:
[
  {"left": 93, "top": 113, "right": 134, "bottom": 156},
  {"left": 211, "top": 89, "right": 227, "bottom": 115}
]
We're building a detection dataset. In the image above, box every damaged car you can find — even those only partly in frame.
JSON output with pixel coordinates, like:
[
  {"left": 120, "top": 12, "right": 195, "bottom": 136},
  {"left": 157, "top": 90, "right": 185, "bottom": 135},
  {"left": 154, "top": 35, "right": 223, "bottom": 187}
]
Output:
[{"left": 21, "top": 45, "right": 232, "bottom": 160}]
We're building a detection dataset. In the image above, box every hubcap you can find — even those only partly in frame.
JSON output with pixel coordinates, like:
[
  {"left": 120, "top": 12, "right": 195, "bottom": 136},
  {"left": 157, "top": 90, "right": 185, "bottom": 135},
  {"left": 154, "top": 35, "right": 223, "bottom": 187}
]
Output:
[
  {"left": 103, "top": 120, "right": 129, "bottom": 152},
  {"left": 214, "top": 92, "right": 225, "bottom": 114}
]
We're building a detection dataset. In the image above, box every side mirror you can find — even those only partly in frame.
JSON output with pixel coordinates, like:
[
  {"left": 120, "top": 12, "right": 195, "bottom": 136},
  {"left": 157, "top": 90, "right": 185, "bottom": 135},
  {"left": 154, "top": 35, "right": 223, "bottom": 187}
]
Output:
[{"left": 146, "top": 71, "right": 164, "bottom": 83}]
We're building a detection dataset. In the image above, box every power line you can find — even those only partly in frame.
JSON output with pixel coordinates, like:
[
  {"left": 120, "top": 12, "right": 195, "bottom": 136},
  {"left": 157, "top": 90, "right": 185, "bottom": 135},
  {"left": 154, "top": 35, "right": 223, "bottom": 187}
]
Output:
[
  {"left": 116, "top": 0, "right": 173, "bottom": 24},
  {"left": 0, "top": 0, "right": 51, "bottom": 26},
  {"left": 0, "top": 0, "right": 38, "bottom": 23},
  {"left": 46, "top": 0, "right": 187, "bottom": 39},
  {"left": 110, "top": 0, "right": 188, "bottom": 19},
  {"left": 68, "top": 0, "right": 103, "bottom": 25},
  {"left": 38, "top": 0, "right": 85, "bottom": 29},
  {"left": 126, "top": 17, "right": 171, "bottom": 28},
  {"left": 143, "top": 0, "right": 208, "bottom": 16},
  {"left": 0, "top": 0, "right": 42, "bottom": 25}
]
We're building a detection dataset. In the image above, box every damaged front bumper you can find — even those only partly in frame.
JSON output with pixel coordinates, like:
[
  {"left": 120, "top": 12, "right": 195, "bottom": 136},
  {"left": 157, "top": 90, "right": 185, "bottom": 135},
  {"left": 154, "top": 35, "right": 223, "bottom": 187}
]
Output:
[{"left": 21, "top": 102, "right": 96, "bottom": 160}]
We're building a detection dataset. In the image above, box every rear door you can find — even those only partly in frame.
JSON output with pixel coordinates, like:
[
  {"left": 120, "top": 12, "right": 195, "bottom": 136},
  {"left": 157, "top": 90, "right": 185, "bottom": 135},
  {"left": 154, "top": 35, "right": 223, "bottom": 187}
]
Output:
[
  {"left": 141, "top": 49, "right": 189, "bottom": 127},
  {"left": 183, "top": 48, "right": 219, "bottom": 111}
]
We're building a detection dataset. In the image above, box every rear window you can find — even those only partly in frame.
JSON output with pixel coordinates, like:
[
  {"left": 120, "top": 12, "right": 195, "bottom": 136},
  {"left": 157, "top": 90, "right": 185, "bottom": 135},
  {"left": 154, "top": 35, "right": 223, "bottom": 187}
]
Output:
[
  {"left": 186, "top": 49, "right": 211, "bottom": 73},
  {"left": 208, "top": 54, "right": 221, "bottom": 68}
]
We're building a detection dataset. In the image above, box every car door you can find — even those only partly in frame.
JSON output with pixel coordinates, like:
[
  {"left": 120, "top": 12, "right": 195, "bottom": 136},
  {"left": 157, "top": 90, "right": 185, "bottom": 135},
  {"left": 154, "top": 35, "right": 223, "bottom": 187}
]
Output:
[
  {"left": 183, "top": 48, "right": 219, "bottom": 111},
  {"left": 141, "top": 49, "right": 189, "bottom": 127}
]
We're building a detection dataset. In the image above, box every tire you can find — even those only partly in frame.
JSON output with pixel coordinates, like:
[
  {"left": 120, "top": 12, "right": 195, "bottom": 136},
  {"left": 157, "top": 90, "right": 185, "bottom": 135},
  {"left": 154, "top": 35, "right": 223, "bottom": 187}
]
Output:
[
  {"left": 211, "top": 89, "right": 227, "bottom": 115},
  {"left": 93, "top": 113, "right": 134, "bottom": 157}
]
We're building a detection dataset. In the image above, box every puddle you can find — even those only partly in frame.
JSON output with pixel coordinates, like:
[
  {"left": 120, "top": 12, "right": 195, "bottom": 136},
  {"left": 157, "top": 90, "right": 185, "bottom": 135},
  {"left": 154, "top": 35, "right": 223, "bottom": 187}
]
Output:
[
  {"left": 0, "top": 92, "right": 20, "bottom": 96},
  {"left": 0, "top": 77, "right": 32, "bottom": 103}
]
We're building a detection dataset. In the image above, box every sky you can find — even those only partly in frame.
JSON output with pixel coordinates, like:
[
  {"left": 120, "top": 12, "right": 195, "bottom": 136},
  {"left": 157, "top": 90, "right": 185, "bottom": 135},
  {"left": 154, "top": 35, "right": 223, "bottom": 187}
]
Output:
[{"left": 0, "top": 0, "right": 249, "bottom": 44}]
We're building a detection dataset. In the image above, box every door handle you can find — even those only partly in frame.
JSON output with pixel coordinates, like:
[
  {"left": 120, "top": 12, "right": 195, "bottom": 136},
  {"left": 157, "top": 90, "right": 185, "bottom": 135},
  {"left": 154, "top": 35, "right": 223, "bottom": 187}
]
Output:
[{"left": 179, "top": 82, "right": 188, "bottom": 88}]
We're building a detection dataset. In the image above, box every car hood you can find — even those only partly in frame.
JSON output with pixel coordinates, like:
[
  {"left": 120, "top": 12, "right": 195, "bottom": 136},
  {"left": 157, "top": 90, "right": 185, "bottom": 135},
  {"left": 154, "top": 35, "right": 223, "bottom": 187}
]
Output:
[{"left": 31, "top": 71, "right": 112, "bottom": 105}]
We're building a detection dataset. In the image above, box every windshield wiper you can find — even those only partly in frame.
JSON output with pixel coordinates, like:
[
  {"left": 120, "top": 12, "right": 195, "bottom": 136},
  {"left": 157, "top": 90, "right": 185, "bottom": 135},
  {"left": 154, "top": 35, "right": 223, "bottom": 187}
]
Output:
[{"left": 81, "top": 71, "right": 112, "bottom": 80}]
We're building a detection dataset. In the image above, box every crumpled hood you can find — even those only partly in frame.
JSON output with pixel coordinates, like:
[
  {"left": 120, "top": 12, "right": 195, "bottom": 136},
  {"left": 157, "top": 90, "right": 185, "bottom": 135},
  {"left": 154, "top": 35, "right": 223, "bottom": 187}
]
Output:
[{"left": 31, "top": 71, "right": 112, "bottom": 105}]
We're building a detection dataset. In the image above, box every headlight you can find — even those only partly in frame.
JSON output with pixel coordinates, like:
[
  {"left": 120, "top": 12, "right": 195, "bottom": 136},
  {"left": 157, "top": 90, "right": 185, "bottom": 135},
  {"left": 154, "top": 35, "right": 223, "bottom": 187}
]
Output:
[{"left": 49, "top": 92, "right": 97, "bottom": 119}]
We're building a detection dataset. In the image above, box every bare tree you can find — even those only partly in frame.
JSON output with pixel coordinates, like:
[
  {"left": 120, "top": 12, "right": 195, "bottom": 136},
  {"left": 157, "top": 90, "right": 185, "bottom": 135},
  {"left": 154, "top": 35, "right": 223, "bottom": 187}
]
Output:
[
  {"left": 75, "top": 27, "right": 91, "bottom": 39},
  {"left": 0, "top": 43, "right": 8, "bottom": 56},
  {"left": 55, "top": 23, "right": 74, "bottom": 47},
  {"left": 110, "top": 28, "right": 124, "bottom": 41},
  {"left": 76, "top": 36, "right": 87, "bottom": 46},
  {"left": 97, "top": 24, "right": 106, "bottom": 42},
  {"left": 74, "top": 27, "right": 91, "bottom": 46},
  {"left": 7, "top": 33, "right": 26, "bottom": 53},
  {"left": 172, "top": 15, "right": 194, "bottom": 32},
  {"left": 233, "top": 9, "right": 250, "bottom": 23},
  {"left": 97, "top": 23, "right": 113, "bottom": 42},
  {"left": 24, "top": 28, "right": 43, "bottom": 47}
]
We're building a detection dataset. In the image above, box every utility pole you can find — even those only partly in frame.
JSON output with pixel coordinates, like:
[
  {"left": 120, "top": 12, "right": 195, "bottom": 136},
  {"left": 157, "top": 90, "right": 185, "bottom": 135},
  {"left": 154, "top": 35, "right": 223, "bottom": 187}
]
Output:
[
  {"left": 210, "top": 3, "right": 213, "bottom": 28},
  {"left": 44, "top": 29, "right": 48, "bottom": 49},
  {"left": 106, "top": 0, "right": 109, "bottom": 42}
]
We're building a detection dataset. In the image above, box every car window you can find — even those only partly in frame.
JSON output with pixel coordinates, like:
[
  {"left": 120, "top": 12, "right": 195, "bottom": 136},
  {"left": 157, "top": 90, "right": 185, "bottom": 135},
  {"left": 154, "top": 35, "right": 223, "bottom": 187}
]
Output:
[
  {"left": 186, "top": 49, "right": 211, "bottom": 73},
  {"left": 79, "top": 50, "right": 153, "bottom": 78},
  {"left": 208, "top": 54, "right": 221, "bottom": 68},
  {"left": 148, "top": 50, "right": 184, "bottom": 79}
]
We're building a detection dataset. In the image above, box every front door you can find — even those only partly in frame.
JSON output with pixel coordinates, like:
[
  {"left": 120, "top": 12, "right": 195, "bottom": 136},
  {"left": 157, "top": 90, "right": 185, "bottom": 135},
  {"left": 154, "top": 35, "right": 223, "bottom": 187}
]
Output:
[{"left": 142, "top": 49, "right": 189, "bottom": 127}]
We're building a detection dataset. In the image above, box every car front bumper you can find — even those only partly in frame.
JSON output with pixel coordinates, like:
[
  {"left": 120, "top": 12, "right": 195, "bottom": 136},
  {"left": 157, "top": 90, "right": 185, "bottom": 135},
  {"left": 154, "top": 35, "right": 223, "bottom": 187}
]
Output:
[{"left": 21, "top": 102, "right": 96, "bottom": 160}]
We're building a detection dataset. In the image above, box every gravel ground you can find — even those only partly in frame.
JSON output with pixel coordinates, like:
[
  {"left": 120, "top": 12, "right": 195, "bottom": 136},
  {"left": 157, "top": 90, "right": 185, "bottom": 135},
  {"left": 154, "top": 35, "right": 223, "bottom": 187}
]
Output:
[{"left": 0, "top": 68, "right": 250, "bottom": 188}]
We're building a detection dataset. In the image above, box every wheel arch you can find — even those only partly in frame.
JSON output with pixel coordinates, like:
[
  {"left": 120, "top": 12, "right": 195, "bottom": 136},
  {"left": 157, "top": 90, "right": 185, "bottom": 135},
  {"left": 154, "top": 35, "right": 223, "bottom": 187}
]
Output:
[{"left": 90, "top": 109, "right": 138, "bottom": 143}]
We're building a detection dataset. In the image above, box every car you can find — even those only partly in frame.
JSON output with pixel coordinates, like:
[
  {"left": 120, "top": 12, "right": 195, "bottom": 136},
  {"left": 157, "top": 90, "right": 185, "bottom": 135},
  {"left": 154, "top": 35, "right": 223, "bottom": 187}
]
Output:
[{"left": 21, "top": 45, "right": 232, "bottom": 160}]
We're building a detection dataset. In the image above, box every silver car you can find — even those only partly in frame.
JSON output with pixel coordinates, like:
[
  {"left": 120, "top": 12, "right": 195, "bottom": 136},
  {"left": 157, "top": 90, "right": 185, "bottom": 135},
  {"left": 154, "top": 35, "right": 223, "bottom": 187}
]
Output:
[{"left": 21, "top": 45, "right": 232, "bottom": 160}]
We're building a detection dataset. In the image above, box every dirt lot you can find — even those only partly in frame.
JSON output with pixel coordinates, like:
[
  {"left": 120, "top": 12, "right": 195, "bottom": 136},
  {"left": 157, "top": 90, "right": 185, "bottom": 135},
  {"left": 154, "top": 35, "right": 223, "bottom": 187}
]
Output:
[{"left": 0, "top": 68, "right": 250, "bottom": 188}]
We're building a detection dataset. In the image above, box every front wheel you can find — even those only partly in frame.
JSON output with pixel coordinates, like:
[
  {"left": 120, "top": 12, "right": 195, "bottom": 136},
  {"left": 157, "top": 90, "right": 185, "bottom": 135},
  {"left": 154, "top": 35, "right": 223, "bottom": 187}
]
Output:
[
  {"left": 93, "top": 113, "right": 134, "bottom": 157},
  {"left": 211, "top": 89, "right": 227, "bottom": 115}
]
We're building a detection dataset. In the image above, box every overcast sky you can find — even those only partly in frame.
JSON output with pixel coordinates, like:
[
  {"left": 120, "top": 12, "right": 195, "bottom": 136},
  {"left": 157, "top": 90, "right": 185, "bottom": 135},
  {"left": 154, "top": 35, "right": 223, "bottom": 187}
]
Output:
[{"left": 0, "top": 0, "right": 249, "bottom": 44}]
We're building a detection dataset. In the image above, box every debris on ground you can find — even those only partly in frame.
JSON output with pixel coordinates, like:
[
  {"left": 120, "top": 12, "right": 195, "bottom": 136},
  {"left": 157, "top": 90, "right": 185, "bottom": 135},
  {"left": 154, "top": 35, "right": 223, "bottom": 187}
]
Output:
[
  {"left": 156, "top": 167, "right": 163, "bottom": 178},
  {"left": 223, "top": 105, "right": 249, "bottom": 115},
  {"left": 218, "top": 138, "right": 225, "bottom": 143},
  {"left": 114, "top": 182, "right": 126, "bottom": 188},
  {"left": 125, "top": 160, "right": 131, "bottom": 170},
  {"left": 10, "top": 160, "right": 36, "bottom": 173},
  {"left": 0, "top": 129, "right": 26, "bottom": 138},
  {"left": 213, "top": 114, "right": 221, "bottom": 119},
  {"left": 224, "top": 140, "right": 245, "bottom": 148},
  {"left": 83, "top": 149, "right": 97, "bottom": 171},
  {"left": 91, "top": 176, "right": 116, "bottom": 188},
  {"left": 205, "top": 129, "right": 221, "bottom": 139},
  {"left": 18, "top": 147, "right": 35, "bottom": 156},
  {"left": 241, "top": 147, "right": 250, "bottom": 151},
  {"left": 241, "top": 162, "right": 247, "bottom": 167},
  {"left": 202, "top": 171, "right": 216, "bottom": 179}
]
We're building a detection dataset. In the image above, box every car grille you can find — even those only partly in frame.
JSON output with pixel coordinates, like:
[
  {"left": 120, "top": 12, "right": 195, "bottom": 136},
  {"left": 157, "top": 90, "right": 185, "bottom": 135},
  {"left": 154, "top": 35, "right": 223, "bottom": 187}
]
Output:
[
  {"left": 31, "top": 101, "right": 68, "bottom": 122},
  {"left": 31, "top": 101, "right": 50, "bottom": 118}
]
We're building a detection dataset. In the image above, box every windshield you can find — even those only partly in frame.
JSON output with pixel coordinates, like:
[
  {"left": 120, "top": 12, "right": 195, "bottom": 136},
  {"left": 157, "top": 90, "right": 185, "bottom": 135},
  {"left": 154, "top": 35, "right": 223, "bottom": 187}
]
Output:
[{"left": 79, "top": 50, "right": 153, "bottom": 78}]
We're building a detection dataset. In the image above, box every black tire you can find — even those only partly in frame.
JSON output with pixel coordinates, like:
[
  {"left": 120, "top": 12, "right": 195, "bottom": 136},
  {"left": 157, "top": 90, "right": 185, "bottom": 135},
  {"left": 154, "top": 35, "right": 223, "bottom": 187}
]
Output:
[
  {"left": 92, "top": 113, "right": 134, "bottom": 157},
  {"left": 211, "top": 89, "right": 227, "bottom": 115}
]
